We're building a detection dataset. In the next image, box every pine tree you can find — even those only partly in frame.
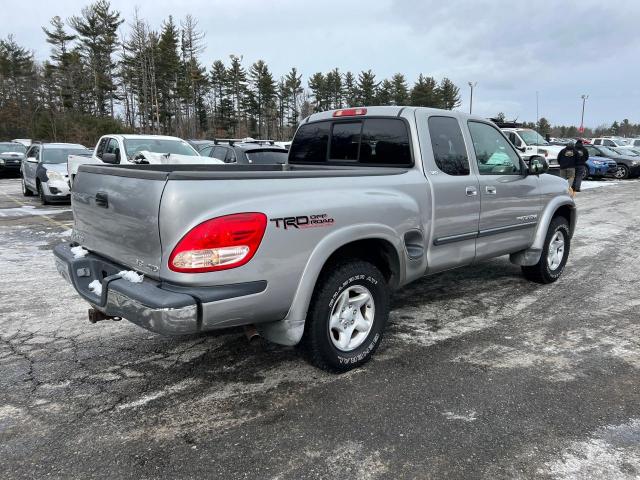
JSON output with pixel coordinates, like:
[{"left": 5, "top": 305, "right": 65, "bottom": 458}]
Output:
[
  {"left": 226, "top": 54, "right": 246, "bottom": 136},
  {"left": 69, "top": 0, "right": 123, "bottom": 116},
  {"left": 438, "top": 77, "right": 461, "bottom": 110},
  {"left": 156, "top": 16, "right": 180, "bottom": 133},
  {"left": 356, "top": 70, "right": 378, "bottom": 105},
  {"left": 325, "top": 68, "right": 342, "bottom": 109},
  {"left": 283, "top": 67, "right": 302, "bottom": 128},
  {"left": 308, "top": 72, "right": 326, "bottom": 112},
  {"left": 343, "top": 71, "right": 357, "bottom": 107},
  {"left": 248, "top": 60, "right": 276, "bottom": 138},
  {"left": 42, "top": 16, "right": 77, "bottom": 111},
  {"left": 410, "top": 74, "right": 439, "bottom": 107},
  {"left": 537, "top": 117, "right": 551, "bottom": 136},
  {"left": 390, "top": 73, "right": 409, "bottom": 105},
  {"left": 377, "top": 79, "right": 393, "bottom": 105}
]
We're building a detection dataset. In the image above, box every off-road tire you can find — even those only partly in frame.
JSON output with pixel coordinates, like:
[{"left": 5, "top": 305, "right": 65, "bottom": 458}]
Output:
[
  {"left": 522, "top": 216, "right": 570, "bottom": 284},
  {"left": 302, "top": 260, "right": 389, "bottom": 372}
]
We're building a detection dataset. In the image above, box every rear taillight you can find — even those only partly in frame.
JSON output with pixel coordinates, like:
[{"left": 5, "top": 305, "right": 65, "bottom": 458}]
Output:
[
  {"left": 333, "top": 108, "right": 367, "bottom": 117},
  {"left": 169, "top": 213, "right": 267, "bottom": 273}
]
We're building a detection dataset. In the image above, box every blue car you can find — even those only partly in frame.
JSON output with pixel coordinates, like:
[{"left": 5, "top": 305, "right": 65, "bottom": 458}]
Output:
[{"left": 582, "top": 155, "right": 617, "bottom": 179}]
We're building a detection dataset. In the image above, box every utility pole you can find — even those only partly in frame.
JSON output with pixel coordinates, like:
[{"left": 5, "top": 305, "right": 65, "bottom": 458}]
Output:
[
  {"left": 536, "top": 91, "right": 539, "bottom": 128},
  {"left": 468, "top": 82, "right": 477, "bottom": 114},
  {"left": 580, "top": 94, "right": 589, "bottom": 133}
]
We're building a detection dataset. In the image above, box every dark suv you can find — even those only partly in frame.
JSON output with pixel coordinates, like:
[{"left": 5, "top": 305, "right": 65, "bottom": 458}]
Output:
[
  {"left": 584, "top": 144, "right": 640, "bottom": 179},
  {"left": 198, "top": 140, "right": 288, "bottom": 165},
  {"left": 0, "top": 142, "right": 27, "bottom": 176}
]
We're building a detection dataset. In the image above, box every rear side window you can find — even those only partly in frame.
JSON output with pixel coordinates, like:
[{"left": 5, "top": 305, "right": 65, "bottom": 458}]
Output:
[
  {"left": 428, "top": 116, "right": 470, "bottom": 175},
  {"left": 289, "top": 122, "right": 330, "bottom": 163},
  {"left": 290, "top": 118, "right": 411, "bottom": 166}
]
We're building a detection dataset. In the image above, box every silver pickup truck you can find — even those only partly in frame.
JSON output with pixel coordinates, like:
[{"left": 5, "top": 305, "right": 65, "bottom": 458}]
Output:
[{"left": 54, "top": 106, "right": 576, "bottom": 372}]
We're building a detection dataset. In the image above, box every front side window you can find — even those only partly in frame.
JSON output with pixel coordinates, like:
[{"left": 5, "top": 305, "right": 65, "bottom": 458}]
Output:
[
  {"left": 428, "top": 116, "right": 470, "bottom": 176},
  {"left": 468, "top": 121, "right": 522, "bottom": 175},
  {"left": 225, "top": 149, "right": 237, "bottom": 163},
  {"left": 96, "top": 138, "right": 108, "bottom": 158},
  {"left": 104, "top": 138, "right": 118, "bottom": 155},
  {"left": 199, "top": 146, "right": 213, "bottom": 157},
  {"left": 211, "top": 147, "right": 227, "bottom": 161}
]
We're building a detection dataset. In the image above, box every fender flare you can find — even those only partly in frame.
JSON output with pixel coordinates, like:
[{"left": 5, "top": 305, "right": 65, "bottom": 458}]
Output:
[
  {"left": 257, "top": 223, "right": 406, "bottom": 346},
  {"left": 510, "top": 195, "right": 577, "bottom": 266}
]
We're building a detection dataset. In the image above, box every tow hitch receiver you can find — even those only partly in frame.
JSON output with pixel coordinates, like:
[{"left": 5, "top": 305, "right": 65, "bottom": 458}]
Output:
[{"left": 88, "top": 308, "right": 121, "bottom": 324}]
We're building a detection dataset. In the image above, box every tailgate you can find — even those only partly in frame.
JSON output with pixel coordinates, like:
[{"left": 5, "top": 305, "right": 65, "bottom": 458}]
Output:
[{"left": 71, "top": 167, "right": 169, "bottom": 279}]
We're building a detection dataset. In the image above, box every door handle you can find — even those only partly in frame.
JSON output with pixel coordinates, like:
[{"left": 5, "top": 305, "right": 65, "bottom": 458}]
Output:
[
  {"left": 485, "top": 186, "right": 497, "bottom": 195},
  {"left": 95, "top": 192, "right": 109, "bottom": 208},
  {"left": 465, "top": 186, "right": 478, "bottom": 196}
]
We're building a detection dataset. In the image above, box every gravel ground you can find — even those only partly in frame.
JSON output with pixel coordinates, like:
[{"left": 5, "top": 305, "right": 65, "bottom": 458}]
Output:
[{"left": 0, "top": 176, "right": 639, "bottom": 479}]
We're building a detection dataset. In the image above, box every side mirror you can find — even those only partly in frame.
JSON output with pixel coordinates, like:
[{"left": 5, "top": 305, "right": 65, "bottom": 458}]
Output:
[
  {"left": 102, "top": 152, "right": 119, "bottom": 164},
  {"left": 517, "top": 146, "right": 526, "bottom": 153},
  {"left": 27, "top": 156, "right": 38, "bottom": 163},
  {"left": 528, "top": 156, "right": 549, "bottom": 175}
]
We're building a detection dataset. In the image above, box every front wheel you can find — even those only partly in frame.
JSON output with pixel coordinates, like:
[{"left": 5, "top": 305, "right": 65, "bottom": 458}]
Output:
[
  {"left": 21, "top": 176, "right": 33, "bottom": 196},
  {"left": 614, "top": 164, "right": 629, "bottom": 179},
  {"left": 522, "top": 217, "right": 571, "bottom": 284},
  {"left": 37, "top": 182, "right": 49, "bottom": 205},
  {"left": 302, "top": 260, "right": 389, "bottom": 372}
]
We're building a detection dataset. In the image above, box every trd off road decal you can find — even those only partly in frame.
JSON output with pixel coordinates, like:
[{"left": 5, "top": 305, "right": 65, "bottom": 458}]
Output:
[{"left": 269, "top": 214, "right": 335, "bottom": 230}]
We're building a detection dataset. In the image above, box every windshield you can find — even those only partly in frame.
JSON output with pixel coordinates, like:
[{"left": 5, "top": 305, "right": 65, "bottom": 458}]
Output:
[
  {"left": 245, "top": 149, "right": 288, "bottom": 164},
  {"left": 42, "top": 147, "right": 87, "bottom": 164},
  {"left": 0, "top": 143, "right": 26, "bottom": 154},
  {"left": 616, "top": 147, "right": 639, "bottom": 156},
  {"left": 599, "top": 146, "right": 620, "bottom": 156},
  {"left": 123, "top": 138, "right": 199, "bottom": 158},
  {"left": 518, "top": 129, "right": 549, "bottom": 146}
]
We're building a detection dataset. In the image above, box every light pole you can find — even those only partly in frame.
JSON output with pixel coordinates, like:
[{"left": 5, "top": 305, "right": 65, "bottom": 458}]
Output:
[
  {"left": 580, "top": 94, "right": 588, "bottom": 133},
  {"left": 468, "top": 82, "right": 477, "bottom": 114}
]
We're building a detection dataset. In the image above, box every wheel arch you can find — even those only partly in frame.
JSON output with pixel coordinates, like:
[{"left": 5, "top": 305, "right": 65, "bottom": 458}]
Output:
[
  {"left": 510, "top": 196, "right": 576, "bottom": 266},
  {"left": 257, "top": 224, "right": 405, "bottom": 346}
]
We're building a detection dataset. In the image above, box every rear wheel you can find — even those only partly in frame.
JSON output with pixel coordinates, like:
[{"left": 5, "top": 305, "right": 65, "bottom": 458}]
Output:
[
  {"left": 522, "top": 217, "right": 570, "bottom": 284},
  {"left": 614, "top": 164, "right": 629, "bottom": 179},
  {"left": 21, "top": 175, "right": 33, "bottom": 196},
  {"left": 302, "top": 260, "right": 389, "bottom": 372}
]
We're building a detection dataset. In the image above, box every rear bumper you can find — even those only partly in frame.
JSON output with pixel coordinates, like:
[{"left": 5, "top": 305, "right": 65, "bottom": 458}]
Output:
[{"left": 53, "top": 243, "right": 267, "bottom": 335}]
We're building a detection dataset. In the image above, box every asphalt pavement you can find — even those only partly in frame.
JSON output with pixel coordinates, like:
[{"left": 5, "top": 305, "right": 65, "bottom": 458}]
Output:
[{"left": 0, "top": 176, "right": 639, "bottom": 479}]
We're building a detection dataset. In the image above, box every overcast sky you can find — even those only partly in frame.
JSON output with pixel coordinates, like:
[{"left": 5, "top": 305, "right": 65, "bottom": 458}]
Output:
[{"left": 5, "top": 0, "right": 640, "bottom": 127}]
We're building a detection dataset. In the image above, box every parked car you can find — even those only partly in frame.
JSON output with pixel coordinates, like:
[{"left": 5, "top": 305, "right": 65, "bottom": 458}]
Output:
[
  {"left": 11, "top": 138, "right": 32, "bottom": 147},
  {"left": 198, "top": 140, "right": 288, "bottom": 165},
  {"left": 0, "top": 141, "right": 27, "bottom": 177},
  {"left": 501, "top": 128, "right": 564, "bottom": 167},
  {"left": 21, "top": 143, "right": 88, "bottom": 204},
  {"left": 591, "top": 137, "right": 629, "bottom": 148},
  {"left": 583, "top": 155, "right": 618, "bottom": 179},
  {"left": 583, "top": 144, "right": 640, "bottom": 179},
  {"left": 68, "top": 134, "right": 222, "bottom": 187},
  {"left": 186, "top": 139, "right": 213, "bottom": 150},
  {"left": 626, "top": 138, "right": 640, "bottom": 148},
  {"left": 54, "top": 106, "right": 576, "bottom": 372}
]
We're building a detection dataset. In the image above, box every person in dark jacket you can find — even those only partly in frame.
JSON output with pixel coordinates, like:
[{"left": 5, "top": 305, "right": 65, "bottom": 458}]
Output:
[
  {"left": 573, "top": 139, "right": 589, "bottom": 192},
  {"left": 557, "top": 142, "right": 577, "bottom": 196}
]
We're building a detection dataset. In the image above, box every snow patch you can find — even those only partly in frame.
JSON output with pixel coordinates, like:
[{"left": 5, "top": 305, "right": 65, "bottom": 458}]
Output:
[
  {"left": 88, "top": 280, "right": 102, "bottom": 296},
  {"left": 70, "top": 245, "right": 88, "bottom": 259},
  {"left": 580, "top": 180, "right": 621, "bottom": 190},
  {"left": 443, "top": 410, "right": 477, "bottom": 422},
  {"left": 0, "top": 205, "right": 71, "bottom": 217},
  {"left": 118, "top": 270, "right": 144, "bottom": 283},
  {"left": 117, "top": 379, "right": 198, "bottom": 410}
]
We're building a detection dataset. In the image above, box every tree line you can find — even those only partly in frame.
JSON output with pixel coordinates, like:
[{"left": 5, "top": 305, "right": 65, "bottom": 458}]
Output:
[{"left": 0, "top": 0, "right": 462, "bottom": 146}]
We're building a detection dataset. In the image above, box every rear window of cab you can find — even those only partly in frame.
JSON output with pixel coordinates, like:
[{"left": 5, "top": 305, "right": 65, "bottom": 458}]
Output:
[{"left": 289, "top": 118, "right": 412, "bottom": 167}]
